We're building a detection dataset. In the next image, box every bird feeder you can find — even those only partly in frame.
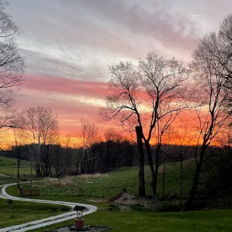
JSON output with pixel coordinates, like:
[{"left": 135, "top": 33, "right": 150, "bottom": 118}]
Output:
[{"left": 73, "top": 205, "right": 86, "bottom": 230}]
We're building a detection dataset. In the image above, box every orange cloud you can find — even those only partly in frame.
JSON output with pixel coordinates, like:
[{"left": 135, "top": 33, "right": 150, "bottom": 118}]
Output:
[{"left": 0, "top": 75, "right": 227, "bottom": 149}]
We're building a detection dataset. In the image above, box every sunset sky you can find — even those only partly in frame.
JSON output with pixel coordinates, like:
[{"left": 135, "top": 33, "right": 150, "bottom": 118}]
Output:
[{"left": 1, "top": 0, "right": 232, "bottom": 147}]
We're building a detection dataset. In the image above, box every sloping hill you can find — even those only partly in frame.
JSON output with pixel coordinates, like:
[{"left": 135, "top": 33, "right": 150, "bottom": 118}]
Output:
[{"left": 0, "top": 156, "right": 33, "bottom": 184}]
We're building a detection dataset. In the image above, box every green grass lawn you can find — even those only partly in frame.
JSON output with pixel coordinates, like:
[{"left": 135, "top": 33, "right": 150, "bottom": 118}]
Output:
[
  {"left": 9, "top": 159, "right": 194, "bottom": 201},
  {"left": 85, "top": 209, "right": 232, "bottom": 232},
  {"left": 0, "top": 156, "right": 34, "bottom": 185},
  {"left": 0, "top": 156, "right": 68, "bottom": 229},
  {"left": 0, "top": 198, "right": 70, "bottom": 228},
  {"left": 2, "top": 156, "right": 232, "bottom": 232},
  {"left": 32, "top": 208, "right": 232, "bottom": 232},
  {"left": 1, "top": 154, "right": 195, "bottom": 201}
]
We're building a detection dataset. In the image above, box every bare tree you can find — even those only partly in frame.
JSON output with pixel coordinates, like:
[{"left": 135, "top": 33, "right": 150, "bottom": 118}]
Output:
[
  {"left": 102, "top": 61, "right": 147, "bottom": 196},
  {"left": 0, "top": 1, "right": 23, "bottom": 128},
  {"left": 81, "top": 120, "right": 98, "bottom": 148},
  {"left": 217, "top": 15, "right": 232, "bottom": 111},
  {"left": 20, "top": 106, "right": 58, "bottom": 177},
  {"left": 184, "top": 30, "right": 230, "bottom": 209},
  {"left": 103, "top": 52, "right": 188, "bottom": 199},
  {"left": 191, "top": 15, "right": 232, "bottom": 113},
  {"left": 104, "top": 128, "right": 123, "bottom": 142},
  {"left": 12, "top": 125, "right": 24, "bottom": 195},
  {"left": 216, "top": 123, "right": 232, "bottom": 150},
  {"left": 80, "top": 120, "right": 98, "bottom": 173}
]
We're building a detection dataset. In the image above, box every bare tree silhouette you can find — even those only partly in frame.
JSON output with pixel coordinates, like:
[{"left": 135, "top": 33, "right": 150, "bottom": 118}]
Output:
[
  {"left": 102, "top": 52, "right": 189, "bottom": 199},
  {"left": 184, "top": 27, "right": 230, "bottom": 209},
  {"left": 0, "top": 0, "right": 23, "bottom": 128}
]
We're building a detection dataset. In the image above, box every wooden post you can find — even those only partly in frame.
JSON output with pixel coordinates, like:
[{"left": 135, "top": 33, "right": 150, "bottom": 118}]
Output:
[{"left": 135, "top": 126, "right": 145, "bottom": 197}]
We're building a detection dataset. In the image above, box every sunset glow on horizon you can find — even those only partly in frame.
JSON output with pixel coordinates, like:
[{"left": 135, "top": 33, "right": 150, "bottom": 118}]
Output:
[{"left": 0, "top": 0, "right": 231, "bottom": 149}]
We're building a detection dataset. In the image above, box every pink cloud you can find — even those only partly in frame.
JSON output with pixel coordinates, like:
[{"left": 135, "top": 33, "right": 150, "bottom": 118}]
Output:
[
  {"left": 23, "top": 74, "right": 109, "bottom": 98},
  {"left": 14, "top": 76, "right": 112, "bottom": 136}
]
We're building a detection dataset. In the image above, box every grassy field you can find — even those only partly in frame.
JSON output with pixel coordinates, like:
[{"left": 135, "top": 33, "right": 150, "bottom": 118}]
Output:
[
  {"left": 0, "top": 156, "right": 69, "bottom": 230},
  {"left": 31, "top": 208, "right": 232, "bottom": 232},
  {"left": 0, "top": 156, "right": 34, "bottom": 185},
  {"left": 0, "top": 198, "right": 69, "bottom": 228},
  {"left": 8, "top": 159, "right": 194, "bottom": 201},
  {"left": 2, "top": 155, "right": 232, "bottom": 232},
  {"left": 85, "top": 209, "right": 232, "bottom": 232}
]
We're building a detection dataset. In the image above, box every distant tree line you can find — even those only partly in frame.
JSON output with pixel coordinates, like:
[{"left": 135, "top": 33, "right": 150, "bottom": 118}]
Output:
[
  {"left": 1, "top": 141, "right": 221, "bottom": 178},
  {"left": 3, "top": 140, "right": 137, "bottom": 177}
]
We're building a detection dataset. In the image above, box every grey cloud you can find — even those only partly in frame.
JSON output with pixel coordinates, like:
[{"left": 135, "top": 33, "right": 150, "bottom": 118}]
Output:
[
  {"left": 19, "top": 48, "right": 107, "bottom": 81},
  {"left": 8, "top": 0, "right": 199, "bottom": 57},
  {"left": 6, "top": 0, "right": 232, "bottom": 80},
  {"left": 78, "top": 0, "right": 199, "bottom": 51}
]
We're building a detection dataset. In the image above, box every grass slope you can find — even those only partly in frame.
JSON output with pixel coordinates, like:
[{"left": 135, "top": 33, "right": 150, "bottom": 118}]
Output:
[
  {"left": 3, "top": 157, "right": 232, "bottom": 232},
  {"left": 85, "top": 209, "right": 232, "bottom": 232},
  {"left": 0, "top": 156, "right": 68, "bottom": 229},
  {"left": 0, "top": 198, "right": 69, "bottom": 228},
  {"left": 32, "top": 208, "right": 232, "bottom": 232},
  {"left": 11, "top": 159, "right": 194, "bottom": 200},
  {"left": 0, "top": 156, "right": 34, "bottom": 185}
]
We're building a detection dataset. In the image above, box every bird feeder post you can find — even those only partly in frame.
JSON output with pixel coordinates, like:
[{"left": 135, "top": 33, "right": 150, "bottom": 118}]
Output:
[{"left": 73, "top": 205, "right": 86, "bottom": 230}]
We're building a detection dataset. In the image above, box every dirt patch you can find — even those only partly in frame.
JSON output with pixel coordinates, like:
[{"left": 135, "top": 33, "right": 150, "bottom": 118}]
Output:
[
  {"left": 45, "top": 176, "right": 74, "bottom": 187},
  {"left": 88, "top": 192, "right": 139, "bottom": 204},
  {"left": 109, "top": 192, "right": 154, "bottom": 211},
  {"left": 44, "top": 173, "right": 107, "bottom": 187},
  {"left": 78, "top": 173, "right": 108, "bottom": 179},
  {"left": 112, "top": 192, "right": 139, "bottom": 205}
]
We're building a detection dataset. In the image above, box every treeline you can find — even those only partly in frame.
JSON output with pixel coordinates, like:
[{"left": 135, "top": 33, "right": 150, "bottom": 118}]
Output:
[
  {"left": 1, "top": 141, "right": 221, "bottom": 178},
  {"left": 1, "top": 140, "right": 137, "bottom": 177}
]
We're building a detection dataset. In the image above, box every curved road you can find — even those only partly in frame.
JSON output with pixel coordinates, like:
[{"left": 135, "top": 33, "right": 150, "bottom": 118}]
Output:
[{"left": 0, "top": 182, "right": 97, "bottom": 232}]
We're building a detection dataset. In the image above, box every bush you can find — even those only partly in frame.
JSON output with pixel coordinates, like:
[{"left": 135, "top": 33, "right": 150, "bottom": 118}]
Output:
[{"left": 204, "top": 152, "right": 232, "bottom": 201}]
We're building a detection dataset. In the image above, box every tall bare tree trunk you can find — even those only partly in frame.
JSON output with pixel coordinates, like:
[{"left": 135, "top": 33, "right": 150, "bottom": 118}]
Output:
[
  {"left": 30, "top": 158, "right": 33, "bottom": 192},
  {"left": 135, "top": 126, "right": 145, "bottom": 197},
  {"left": 16, "top": 147, "right": 22, "bottom": 196},
  {"left": 179, "top": 152, "right": 183, "bottom": 207},
  {"left": 184, "top": 144, "right": 207, "bottom": 210},
  {"left": 162, "top": 161, "right": 166, "bottom": 198},
  {"left": 155, "top": 143, "right": 162, "bottom": 191},
  {"left": 144, "top": 140, "right": 157, "bottom": 200}
]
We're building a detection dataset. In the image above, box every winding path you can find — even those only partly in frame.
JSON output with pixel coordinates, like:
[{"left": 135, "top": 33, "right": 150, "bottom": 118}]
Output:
[{"left": 0, "top": 182, "right": 97, "bottom": 232}]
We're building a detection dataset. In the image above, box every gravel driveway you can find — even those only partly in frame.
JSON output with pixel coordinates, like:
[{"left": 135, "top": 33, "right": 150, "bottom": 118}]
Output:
[{"left": 0, "top": 182, "right": 97, "bottom": 232}]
